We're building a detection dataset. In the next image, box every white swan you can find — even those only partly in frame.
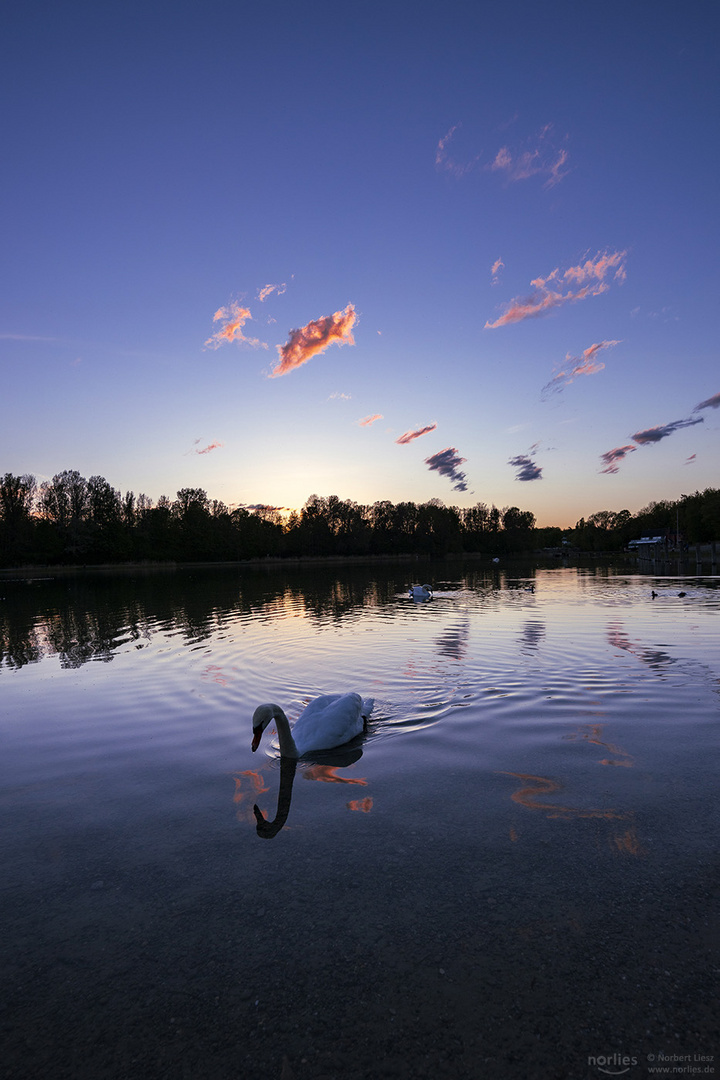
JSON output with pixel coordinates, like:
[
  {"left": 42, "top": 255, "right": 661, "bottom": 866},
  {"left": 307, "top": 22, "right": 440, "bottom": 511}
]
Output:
[
  {"left": 409, "top": 584, "right": 433, "bottom": 599},
  {"left": 252, "top": 693, "right": 374, "bottom": 758}
]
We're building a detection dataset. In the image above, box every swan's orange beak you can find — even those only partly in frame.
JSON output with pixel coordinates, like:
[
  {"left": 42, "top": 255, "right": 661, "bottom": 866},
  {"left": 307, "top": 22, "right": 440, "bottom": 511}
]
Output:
[{"left": 251, "top": 728, "right": 261, "bottom": 752}]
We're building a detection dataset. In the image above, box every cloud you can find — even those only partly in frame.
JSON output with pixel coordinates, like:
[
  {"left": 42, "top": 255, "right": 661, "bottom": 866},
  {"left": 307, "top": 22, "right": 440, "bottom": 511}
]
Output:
[
  {"left": 396, "top": 422, "right": 438, "bottom": 445},
  {"left": 631, "top": 416, "right": 704, "bottom": 444},
  {"left": 508, "top": 454, "right": 543, "bottom": 481},
  {"left": 0, "top": 333, "right": 60, "bottom": 342},
  {"left": 694, "top": 392, "right": 720, "bottom": 412},
  {"left": 485, "top": 250, "right": 627, "bottom": 329},
  {"left": 425, "top": 447, "right": 468, "bottom": 492},
  {"left": 205, "top": 302, "right": 267, "bottom": 350},
  {"left": 491, "top": 257, "right": 504, "bottom": 285},
  {"left": 272, "top": 304, "right": 356, "bottom": 377},
  {"left": 601, "top": 410, "right": 705, "bottom": 474},
  {"left": 242, "top": 503, "right": 290, "bottom": 513},
  {"left": 257, "top": 282, "right": 287, "bottom": 302},
  {"left": 490, "top": 146, "right": 568, "bottom": 188},
  {"left": 488, "top": 124, "right": 569, "bottom": 188},
  {"left": 195, "top": 441, "right": 223, "bottom": 455},
  {"left": 435, "top": 124, "right": 479, "bottom": 177},
  {"left": 437, "top": 122, "right": 569, "bottom": 188},
  {"left": 328, "top": 391, "right": 351, "bottom": 400},
  {"left": 542, "top": 340, "right": 621, "bottom": 397},
  {"left": 685, "top": 454, "right": 696, "bottom": 464},
  {"left": 358, "top": 414, "right": 383, "bottom": 427},
  {"left": 599, "top": 445, "right": 637, "bottom": 474}
]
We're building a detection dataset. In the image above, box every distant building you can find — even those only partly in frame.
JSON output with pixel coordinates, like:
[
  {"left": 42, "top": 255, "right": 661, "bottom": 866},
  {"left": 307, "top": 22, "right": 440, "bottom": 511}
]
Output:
[{"left": 627, "top": 536, "right": 664, "bottom": 550}]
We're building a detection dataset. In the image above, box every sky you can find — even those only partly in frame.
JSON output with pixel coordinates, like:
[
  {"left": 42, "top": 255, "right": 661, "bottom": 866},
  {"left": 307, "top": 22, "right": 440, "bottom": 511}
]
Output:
[{"left": 1, "top": 0, "right": 718, "bottom": 528}]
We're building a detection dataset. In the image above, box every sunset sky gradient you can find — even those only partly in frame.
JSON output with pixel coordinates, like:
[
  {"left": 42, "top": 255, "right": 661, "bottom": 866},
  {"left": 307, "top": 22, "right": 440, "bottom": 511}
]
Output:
[{"left": 1, "top": 1, "right": 718, "bottom": 526}]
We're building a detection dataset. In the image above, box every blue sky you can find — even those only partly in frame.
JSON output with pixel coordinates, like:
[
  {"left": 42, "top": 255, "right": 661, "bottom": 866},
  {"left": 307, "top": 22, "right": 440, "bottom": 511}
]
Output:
[{"left": 2, "top": 0, "right": 718, "bottom": 526}]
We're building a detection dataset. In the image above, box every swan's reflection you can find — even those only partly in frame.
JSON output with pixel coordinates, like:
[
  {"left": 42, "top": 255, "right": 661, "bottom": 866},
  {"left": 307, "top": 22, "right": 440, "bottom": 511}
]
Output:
[{"left": 252, "top": 743, "right": 366, "bottom": 839}]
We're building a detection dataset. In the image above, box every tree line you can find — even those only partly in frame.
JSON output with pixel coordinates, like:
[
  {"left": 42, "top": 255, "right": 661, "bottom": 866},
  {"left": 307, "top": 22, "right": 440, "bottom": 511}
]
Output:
[
  {"left": 0, "top": 469, "right": 542, "bottom": 566},
  {"left": 1, "top": 469, "right": 717, "bottom": 567},
  {"left": 573, "top": 489, "right": 720, "bottom": 551}
]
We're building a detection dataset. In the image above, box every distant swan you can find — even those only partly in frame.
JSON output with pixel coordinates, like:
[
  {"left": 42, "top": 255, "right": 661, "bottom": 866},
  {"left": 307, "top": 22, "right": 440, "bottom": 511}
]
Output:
[
  {"left": 252, "top": 693, "right": 374, "bottom": 758},
  {"left": 409, "top": 584, "right": 433, "bottom": 599}
]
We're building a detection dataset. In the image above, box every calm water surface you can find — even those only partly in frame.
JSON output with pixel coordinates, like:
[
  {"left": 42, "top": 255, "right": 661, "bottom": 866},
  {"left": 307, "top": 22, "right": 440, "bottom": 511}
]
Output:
[{"left": 1, "top": 562, "right": 718, "bottom": 1080}]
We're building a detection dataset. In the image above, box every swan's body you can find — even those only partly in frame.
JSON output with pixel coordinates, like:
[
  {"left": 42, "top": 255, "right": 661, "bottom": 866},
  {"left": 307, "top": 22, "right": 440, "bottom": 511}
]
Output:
[
  {"left": 409, "top": 584, "right": 433, "bottom": 599},
  {"left": 252, "top": 693, "right": 374, "bottom": 758}
]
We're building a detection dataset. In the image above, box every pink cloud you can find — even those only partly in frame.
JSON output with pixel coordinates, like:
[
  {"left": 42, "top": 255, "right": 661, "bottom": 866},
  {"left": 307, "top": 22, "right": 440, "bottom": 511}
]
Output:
[
  {"left": 487, "top": 125, "right": 569, "bottom": 188},
  {"left": 195, "top": 441, "right": 223, "bottom": 455},
  {"left": 694, "top": 391, "right": 720, "bottom": 412},
  {"left": 205, "top": 302, "right": 266, "bottom": 350},
  {"left": 272, "top": 304, "right": 356, "bottom": 377},
  {"left": 542, "top": 340, "right": 621, "bottom": 396},
  {"left": 358, "top": 414, "right": 383, "bottom": 427},
  {"left": 491, "top": 257, "right": 504, "bottom": 285},
  {"left": 395, "top": 422, "right": 438, "bottom": 444},
  {"left": 437, "top": 123, "right": 569, "bottom": 188},
  {"left": 486, "top": 251, "right": 627, "bottom": 329},
  {"left": 600, "top": 445, "right": 637, "bottom": 474},
  {"left": 257, "top": 282, "right": 287, "bottom": 302},
  {"left": 491, "top": 147, "right": 513, "bottom": 171},
  {"left": 435, "top": 124, "right": 479, "bottom": 177}
]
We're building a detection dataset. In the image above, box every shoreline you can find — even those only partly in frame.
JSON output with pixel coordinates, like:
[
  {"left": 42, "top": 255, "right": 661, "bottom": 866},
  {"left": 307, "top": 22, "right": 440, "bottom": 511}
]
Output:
[{"left": 0, "top": 550, "right": 638, "bottom": 580}]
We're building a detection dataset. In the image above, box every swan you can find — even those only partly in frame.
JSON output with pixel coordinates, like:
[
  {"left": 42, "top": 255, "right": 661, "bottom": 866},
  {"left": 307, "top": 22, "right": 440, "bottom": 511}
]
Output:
[
  {"left": 409, "top": 584, "right": 433, "bottom": 599},
  {"left": 252, "top": 693, "right": 374, "bottom": 758}
]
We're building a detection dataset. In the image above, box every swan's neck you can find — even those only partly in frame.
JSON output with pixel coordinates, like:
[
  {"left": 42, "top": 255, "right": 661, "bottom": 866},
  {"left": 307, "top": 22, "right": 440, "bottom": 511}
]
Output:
[
  {"left": 254, "top": 756, "right": 298, "bottom": 838},
  {"left": 271, "top": 706, "right": 299, "bottom": 758}
]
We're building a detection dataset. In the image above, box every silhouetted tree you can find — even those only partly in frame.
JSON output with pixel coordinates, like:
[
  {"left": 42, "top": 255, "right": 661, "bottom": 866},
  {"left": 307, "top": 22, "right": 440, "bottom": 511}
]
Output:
[{"left": 0, "top": 472, "right": 37, "bottom": 565}]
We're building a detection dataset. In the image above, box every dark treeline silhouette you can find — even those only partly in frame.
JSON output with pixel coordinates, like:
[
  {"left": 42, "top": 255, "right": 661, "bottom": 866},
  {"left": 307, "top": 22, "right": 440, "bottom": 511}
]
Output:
[
  {"left": 573, "top": 489, "right": 720, "bottom": 551},
  {"left": 0, "top": 469, "right": 541, "bottom": 566},
  {"left": 1, "top": 469, "right": 718, "bottom": 567}
]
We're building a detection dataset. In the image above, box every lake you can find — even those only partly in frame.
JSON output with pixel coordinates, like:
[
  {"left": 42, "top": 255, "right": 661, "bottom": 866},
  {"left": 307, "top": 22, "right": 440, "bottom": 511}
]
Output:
[{"left": 1, "top": 561, "right": 718, "bottom": 1080}]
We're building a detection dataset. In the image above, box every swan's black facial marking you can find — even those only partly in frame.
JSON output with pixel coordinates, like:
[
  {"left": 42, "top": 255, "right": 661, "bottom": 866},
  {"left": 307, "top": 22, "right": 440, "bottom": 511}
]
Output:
[{"left": 252, "top": 727, "right": 262, "bottom": 752}]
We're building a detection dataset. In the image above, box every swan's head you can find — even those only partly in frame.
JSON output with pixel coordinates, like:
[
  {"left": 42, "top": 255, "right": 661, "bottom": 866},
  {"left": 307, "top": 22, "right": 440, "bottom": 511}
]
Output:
[{"left": 251, "top": 704, "right": 277, "bottom": 752}]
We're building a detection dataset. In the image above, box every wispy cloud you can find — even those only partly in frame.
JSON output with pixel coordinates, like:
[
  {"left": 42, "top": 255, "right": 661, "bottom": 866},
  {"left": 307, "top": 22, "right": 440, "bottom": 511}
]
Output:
[
  {"left": 685, "top": 454, "right": 697, "bottom": 464},
  {"left": 508, "top": 454, "right": 543, "bottom": 481},
  {"left": 542, "top": 340, "right": 621, "bottom": 397},
  {"left": 328, "top": 391, "right": 351, "bottom": 400},
  {"left": 631, "top": 417, "right": 704, "bottom": 444},
  {"left": 436, "top": 122, "right": 569, "bottom": 188},
  {"left": 435, "top": 123, "right": 479, "bottom": 177},
  {"left": 257, "top": 282, "right": 287, "bottom": 302},
  {"left": 242, "top": 503, "right": 291, "bottom": 513},
  {"left": 395, "top": 422, "right": 438, "bottom": 445},
  {"left": 600, "top": 413, "right": 704, "bottom": 473},
  {"left": 272, "top": 304, "right": 356, "bottom": 378},
  {"left": 491, "top": 257, "right": 504, "bottom": 285},
  {"left": 600, "top": 445, "right": 637, "bottom": 474},
  {"left": 185, "top": 438, "right": 223, "bottom": 456},
  {"left": 0, "top": 333, "right": 61, "bottom": 342},
  {"left": 485, "top": 250, "right": 627, "bottom": 329},
  {"left": 358, "top": 414, "right": 383, "bottom": 427},
  {"left": 205, "top": 302, "right": 267, "bottom": 350},
  {"left": 489, "top": 125, "right": 569, "bottom": 188},
  {"left": 694, "top": 391, "right": 720, "bottom": 412},
  {"left": 425, "top": 447, "right": 468, "bottom": 492}
]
